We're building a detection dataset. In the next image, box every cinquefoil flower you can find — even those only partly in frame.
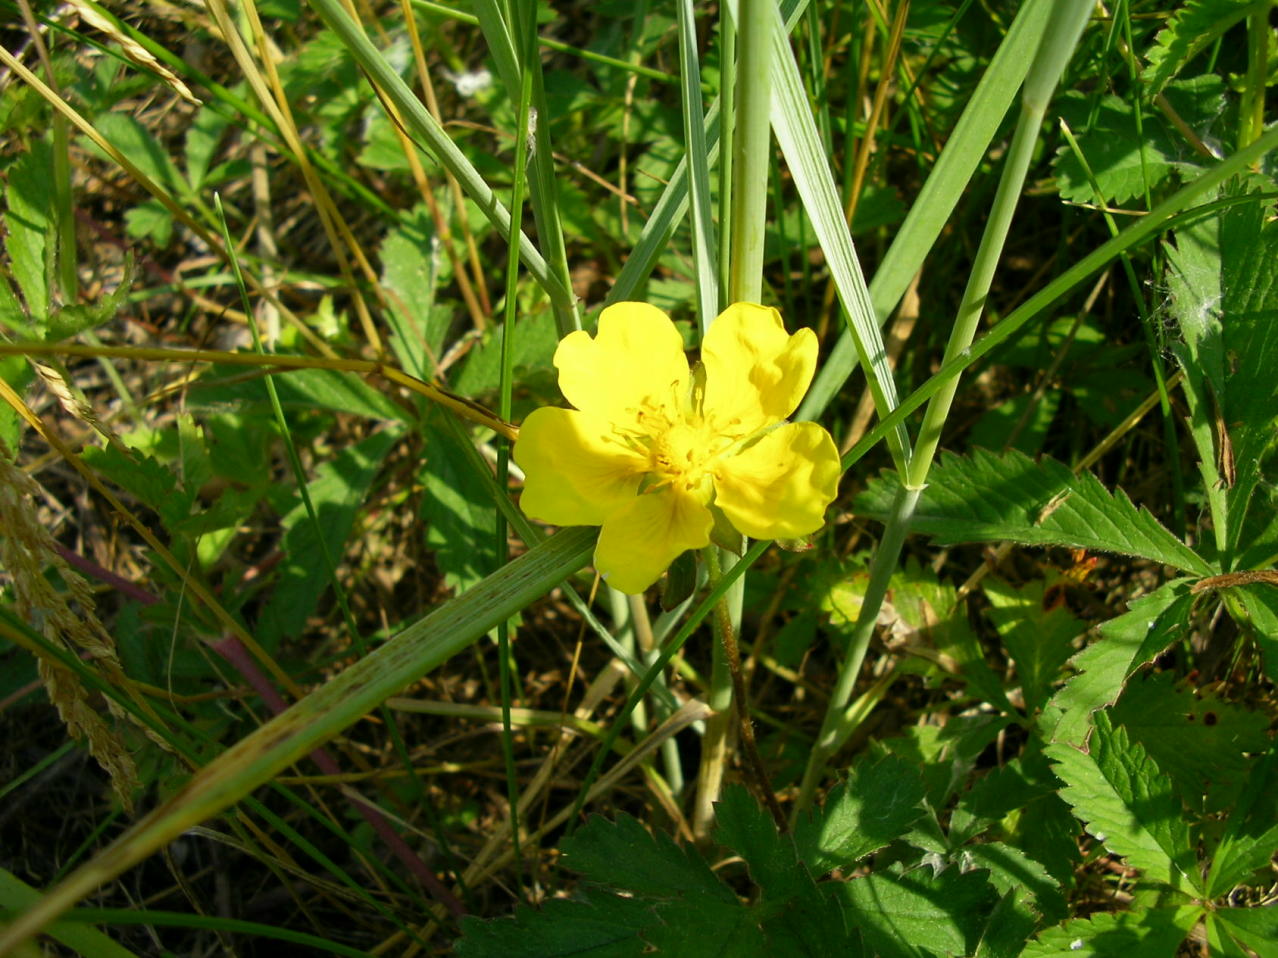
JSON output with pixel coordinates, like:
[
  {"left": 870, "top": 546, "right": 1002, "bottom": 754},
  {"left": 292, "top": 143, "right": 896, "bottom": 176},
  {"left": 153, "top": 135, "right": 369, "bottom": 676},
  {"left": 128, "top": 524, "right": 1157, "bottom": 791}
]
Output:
[{"left": 514, "top": 302, "right": 841, "bottom": 594}]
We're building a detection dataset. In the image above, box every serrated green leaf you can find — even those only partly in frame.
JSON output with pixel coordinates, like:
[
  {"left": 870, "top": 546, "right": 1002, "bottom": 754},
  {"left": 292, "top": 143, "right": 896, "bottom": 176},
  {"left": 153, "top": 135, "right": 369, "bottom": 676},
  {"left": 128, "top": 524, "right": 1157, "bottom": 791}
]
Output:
[
  {"left": 4, "top": 138, "right": 53, "bottom": 320},
  {"left": 1110, "top": 671, "right": 1270, "bottom": 813},
  {"left": 562, "top": 813, "right": 735, "bottom": 904},
  {"left": 794, "top": 754, "right": 927, "bottom": 874},
  {"left": 1054, "top": 93, "right": 1176, "bottom": 205},
  {"left": 1041, "top": 580, "right": 1196, "bottom": 748},
  {"left": 0, "top": 355, "right": 34, "bottom": 456},
  {"left": 713, "top": 787, "right": 858, "bottom": 957},
  {"left": 1207, "top": 743, "right": 1278, "bottom": 896},
  {"left": 456, "top": 892, "right": 654, "bottom": 957},
  {"left": 831, "top": 867, "right": 1000, "bottom": 958},
  {"left": 1237, "top": 584, "right": 1278, "bottom": 681},
  {"left": 1166, "top": 193, "right": 1278, "bottom": 562},
  {"left": 1213, "top": 905, "right": 1278, "bottom": 958},
  {"left": 973, "top": 888, "right": 1039, "bottom": 958},
  {"left": 1045, "top": 712, "right": 1201, "bottom": 893},
  {"left": 44, "top": 258, "right": 135, "bottom": 342},
  {"left": 854, "top": 449, "right": 1212, "bottom": 575},
  {"left": 256, "top": 428, "right": 400, "bottom": 646},
  {"left": 380, "top": 206, "right": 449, "bottom": 380},
  {"left": 1142, "top": 0, "right": 1260, "bottom": 92},
  {"left": 92, "top": 112, "right": 189, "bottom": 199},
  {"left": 984, "top": 576, "right": 1085, "bottom": 713},
  {"left": 961, "top": 842, "right": 1067, "bottom": 925},
  {"left": 1023, "top": 906, "right": 1201, "bottom": 957},
  {"left": 82, "top": 443, "right": 194, "bottom": 530}
]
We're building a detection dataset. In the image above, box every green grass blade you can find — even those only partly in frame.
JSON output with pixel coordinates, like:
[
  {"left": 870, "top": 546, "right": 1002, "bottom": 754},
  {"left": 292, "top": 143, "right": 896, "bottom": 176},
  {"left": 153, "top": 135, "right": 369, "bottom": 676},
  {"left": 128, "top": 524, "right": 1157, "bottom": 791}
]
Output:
[
  {"left": 606, "top": 0, "right": 809, "bottom": 310},
  {"left": 798, "top": 0, "right": 1056, "bottom": 422},
  {"left": 0, "top": 527, "right": 596, "bottom": 953},
  {"left": 305, "top": 0, "right": 575, "bottom": 322},
  {"left": 469, "top": 0, "right": 579, "bottom": 336},
  {"left": 761, "top": 0, "right": 908, "bottom": 471},
  {"left": 676, "top": 0, "right": 718, "bottom": 325},
  {"left": 0, "top": 868, "right": 137, "bottom": 958}
]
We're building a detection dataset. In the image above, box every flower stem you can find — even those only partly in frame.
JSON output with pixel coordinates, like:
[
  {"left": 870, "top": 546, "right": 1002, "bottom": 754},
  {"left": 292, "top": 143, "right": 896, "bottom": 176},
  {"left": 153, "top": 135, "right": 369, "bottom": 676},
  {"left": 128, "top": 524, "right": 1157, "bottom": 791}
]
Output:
[
  {"left": 727, "top": 0, "right": 772, "bottom": 306},
  {"left": 692, "top": 0, "right": 772, "bottom": 841},
  {"left": 792, "top": 0, "right": 1095, "bottom": 818},
  {"left": 707, "top": 548, "right": 787, "bottom": 831}
]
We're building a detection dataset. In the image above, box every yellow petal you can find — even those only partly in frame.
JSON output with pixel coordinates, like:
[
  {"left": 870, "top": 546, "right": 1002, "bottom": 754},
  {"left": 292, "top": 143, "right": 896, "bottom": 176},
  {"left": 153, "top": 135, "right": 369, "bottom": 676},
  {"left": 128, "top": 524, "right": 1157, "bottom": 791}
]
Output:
[
  {"left": 514, "top": 406, "right": 647, "bottom": 526},
  {"left": 700, "top": 303, "right": 817, "bottom": 436},
  {"left": 555, "top": 302, "right": 690, "bottom": 430},
  {"left": 713, "top": 421, "right": 841, "bottom": 540},
  {"left": 594, "top": 486, "right": 713, "bottom": 593}
]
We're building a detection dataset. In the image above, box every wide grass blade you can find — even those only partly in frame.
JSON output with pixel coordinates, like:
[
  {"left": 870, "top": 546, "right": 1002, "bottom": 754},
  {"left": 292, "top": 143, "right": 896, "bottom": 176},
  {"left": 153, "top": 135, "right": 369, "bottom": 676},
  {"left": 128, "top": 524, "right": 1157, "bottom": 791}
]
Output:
[{"left": 0, "top": 527, "right": 597, "bottom": 952}]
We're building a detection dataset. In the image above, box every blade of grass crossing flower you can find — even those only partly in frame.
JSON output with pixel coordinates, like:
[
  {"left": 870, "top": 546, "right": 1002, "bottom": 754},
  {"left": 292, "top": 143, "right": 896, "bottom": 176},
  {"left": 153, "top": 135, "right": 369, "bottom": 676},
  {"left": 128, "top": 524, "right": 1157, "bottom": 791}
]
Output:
[
  {"left": 0, "top": 527, "right": 597, "bottom": 953},
  {"left": 797, "top": 0, "right": 1056, "bottom": 422},
  {"left": 794, "top": 0, "right": 1098, "bottom": 816},
  {"left": 677, "top": 0, "right": 719, "bottom": 327},
  {"left": 758, "top": 0, "right": 910, "bottom": 473},
  {"left": 305, "top": 0, "right": 576, "bottom": 329}
]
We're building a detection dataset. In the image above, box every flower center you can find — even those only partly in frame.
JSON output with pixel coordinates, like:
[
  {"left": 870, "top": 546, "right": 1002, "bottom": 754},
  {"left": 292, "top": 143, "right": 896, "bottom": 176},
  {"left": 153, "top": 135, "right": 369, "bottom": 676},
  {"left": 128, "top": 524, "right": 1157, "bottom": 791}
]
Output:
[{"left": 647, "top": 420, "right": 727, "bottom": 494}]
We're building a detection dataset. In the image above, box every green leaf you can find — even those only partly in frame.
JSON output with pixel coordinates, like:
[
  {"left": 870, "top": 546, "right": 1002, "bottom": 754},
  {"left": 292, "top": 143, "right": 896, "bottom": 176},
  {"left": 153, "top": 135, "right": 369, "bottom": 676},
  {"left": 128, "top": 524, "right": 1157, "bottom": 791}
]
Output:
[
  {"left": 421, "top": 418, "right": 495, "bottom": 595},
  {"left": 92, "top": 111, "right": 189, "bottom": 199},
  {"left": 1041, "top": 580, "right": 1196, "bottom": 748},
  {"left": 960, "top": 842, "right": 1067, "bottom": 925},
  {"left": 1109, "top": 671, "right": 1270, "bottom": 813},
  {"left": 1054, "top": 92, "right": 1177, "bottom": 205},
  {"left": 830, "top": 867, "right": 1000, "bottom": 958},
  {"left": 713, "top": 787, "right": 858, "bottom": 956},
  {"left": 1237, "top": 584, "right": 1278, "bottom": 681},
  {"left": 794, "top": 754, "right": 927, "bottom": 874},
  {"left": 0, "top": 355, "right": 34, "bottom": 456},
  {"left": 1166, "top": 195, "right": 1278, "bottom": 561},
  {"left": 854, "top": 449, "right": 1212, "bottom": 576},
  {"left": 973, "top": 888, "right": 1040, "bottom": 958},
  {"left": 1207, "top": 742, "right": 1278, "bottom": 896},
  {"left": 1142, "top": 0, "right": 1261, "bottom": 92},
  {"left": 1023, "top": 906, "right": 1201, "bottom": 957},
  {"left": 456, "top": 892, "right": 657, "bottom": 957},
  {"left": 379, "top": 206, "right": 450, "bottom": 380},
  {"left": 256, "top": 428, "right": 400, "bottom": 646},
  {"left": 454, "top": 313, "right": 559, "bottom": 399},
  {"left": 1213, "top": 905, "right": 1278, "bottom": 958},
  {"left": 552, "top": 813, "right": 764, "bottom": 956},
  {"left": 44, "top": 258, "right": 135, "bottom": 342},
  {"left": 564, "top": 812, "right": 735, "bottom": 903},
  {"left": 3, "top": 138, "right": 53, "bottom": 320},
  {"left": 983, "top": 576, "right": 1085, "bottom": 713},
  {"left": 1045, "top": 712, "right": 1201, "bottom": 894}
]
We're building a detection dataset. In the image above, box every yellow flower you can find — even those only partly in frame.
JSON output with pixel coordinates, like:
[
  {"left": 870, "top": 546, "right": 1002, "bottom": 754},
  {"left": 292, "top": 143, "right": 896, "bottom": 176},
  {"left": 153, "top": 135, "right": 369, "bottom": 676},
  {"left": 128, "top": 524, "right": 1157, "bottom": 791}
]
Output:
[{"left": 513, "top": 302, "right": 842, "bottom": 594}]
